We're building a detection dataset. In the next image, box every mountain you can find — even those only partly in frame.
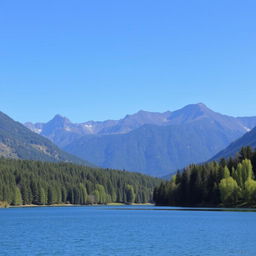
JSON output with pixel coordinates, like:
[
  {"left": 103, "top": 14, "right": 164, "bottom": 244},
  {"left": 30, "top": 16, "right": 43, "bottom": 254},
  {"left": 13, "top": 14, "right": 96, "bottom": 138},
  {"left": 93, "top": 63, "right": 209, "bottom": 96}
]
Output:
[
  {"left": 25, "top": 103, "right": 256, "bottom": 177},
  {"left": 25, "top": 104, "right": 255, "bottom": 144},
  {"left": 25, "top": 110, "right": 173, "bottom": 147},
  {"left": 64, "top": 114, "right": 248, "bottom": 177},
  {"left": 236, "top": 116, "right": 256, "bottom": 130},
  {"left": 0, "top": 111, "right": 91, "bottom": 165},
  {"left": 211, "top": 126, "right": 256, "bottom": 161},
  {"left": 166, "top": 103, "right": 250, "bottom": 131},
  {"left": 98, "top": 110, "right": 172, "bottom": 135}
]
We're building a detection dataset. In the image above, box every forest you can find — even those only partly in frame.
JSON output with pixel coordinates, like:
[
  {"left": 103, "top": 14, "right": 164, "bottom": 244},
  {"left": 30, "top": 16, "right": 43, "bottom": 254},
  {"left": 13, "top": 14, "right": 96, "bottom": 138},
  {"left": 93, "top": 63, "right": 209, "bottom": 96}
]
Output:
[
  {"left": 154, "top": 147, "right": 256, "bottom": 207},
  {"left": 0, "top": 158, "right": 160, "bottom": 206}
]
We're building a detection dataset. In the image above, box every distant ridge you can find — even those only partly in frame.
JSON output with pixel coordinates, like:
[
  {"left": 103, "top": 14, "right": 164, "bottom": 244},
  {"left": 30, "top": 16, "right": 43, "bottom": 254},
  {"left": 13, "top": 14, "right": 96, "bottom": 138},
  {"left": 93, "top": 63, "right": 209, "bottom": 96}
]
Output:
[
  {"left": 25, "top": 103, "right": 256, "bottom": 177},
  {"left": 25, "top": 103, "right": 254, "bottom": 146},
  {"left": 211, "top": 126, "right": 256, "bottom": 161}
]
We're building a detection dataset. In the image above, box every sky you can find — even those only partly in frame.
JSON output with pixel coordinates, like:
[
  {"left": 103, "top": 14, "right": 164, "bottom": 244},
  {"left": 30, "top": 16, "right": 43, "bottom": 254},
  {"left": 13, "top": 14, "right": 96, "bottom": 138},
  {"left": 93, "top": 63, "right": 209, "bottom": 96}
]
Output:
[{"left": 0, "top": 0, "right": 255, "bottom": 123}]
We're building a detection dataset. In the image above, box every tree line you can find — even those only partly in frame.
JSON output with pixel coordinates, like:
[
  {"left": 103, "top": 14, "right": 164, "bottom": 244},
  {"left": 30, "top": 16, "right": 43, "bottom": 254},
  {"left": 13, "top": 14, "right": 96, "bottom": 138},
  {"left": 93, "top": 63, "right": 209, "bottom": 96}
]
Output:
[
  {"left": 0, "top": 158, "right": 160, "bottom": 206},
  {"left": 154, "top": 147, "right": 256, "bottom": 207}
]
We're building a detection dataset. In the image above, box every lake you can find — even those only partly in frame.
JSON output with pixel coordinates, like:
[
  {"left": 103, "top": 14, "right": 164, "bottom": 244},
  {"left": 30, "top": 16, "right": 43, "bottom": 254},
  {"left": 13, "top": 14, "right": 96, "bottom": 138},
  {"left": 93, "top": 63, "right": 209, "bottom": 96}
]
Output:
[{"left": 0, "top": 205, "right": 255, "bottom": 256}]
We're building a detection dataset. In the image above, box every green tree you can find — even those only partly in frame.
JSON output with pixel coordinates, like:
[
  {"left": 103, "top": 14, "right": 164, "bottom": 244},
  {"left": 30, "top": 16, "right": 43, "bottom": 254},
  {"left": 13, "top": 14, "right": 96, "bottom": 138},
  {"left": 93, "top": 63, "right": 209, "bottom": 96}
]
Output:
[
  {"left": 39, "top": 187, "right": 47, "bottom": 205},
  {"left": 125, "top": 185, "right": 135, "bottom": 204},
  {"left": 13, "top": 187, "right": 22, "bottom": 205},
  {"left": 233, "top": 159, "right": 253, "bottom": 189},
  {"left": 239, "top": 147, "right": 253, "bottom": 161},
  {"left": 223, "top": 166, "right": 230, "bottom": 178},
  {"left": 0, "top": 157, "right": 159, "bottom": 206},
  {"left": 219, "top": 177, "right": 240, "bottom": 206},
  {"left": 244, "top": 179, "right": 256, "bottom": 204},
  {"left": 93, "top": 190, "right": 100, "bottom": 204},
  {"left": 21, "top": 183, "right": 33, "bottom": 205},
  {"left": 48, "top": 187, "right": 57, "bottom": 205},
  {"left": 95, "top": 184, "right": 110, "bottom": 204},
  {"left": 79, "top": 184, "right": 88, "bottom": 205},
  {"left": 111, "top": 191, "right": 117, "bottom": 202}
]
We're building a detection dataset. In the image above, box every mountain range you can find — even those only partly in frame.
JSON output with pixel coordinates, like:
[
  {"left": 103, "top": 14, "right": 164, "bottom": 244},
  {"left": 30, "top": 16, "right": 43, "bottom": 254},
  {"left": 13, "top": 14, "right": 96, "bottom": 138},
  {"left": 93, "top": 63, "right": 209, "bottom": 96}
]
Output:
[
  {"left": 0, "top": 111, "right": 91, "bottom": 166},
  {"left": 25, "top": 103, "right": 256, "bottom": 177}
]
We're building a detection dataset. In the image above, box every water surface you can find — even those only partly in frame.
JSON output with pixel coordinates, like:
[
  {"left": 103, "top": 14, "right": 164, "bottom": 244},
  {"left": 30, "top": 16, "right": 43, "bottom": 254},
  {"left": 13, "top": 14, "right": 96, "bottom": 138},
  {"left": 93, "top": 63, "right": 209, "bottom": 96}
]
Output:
[{"left": 0, "top": 205, "right": 255, "bottom": 256}]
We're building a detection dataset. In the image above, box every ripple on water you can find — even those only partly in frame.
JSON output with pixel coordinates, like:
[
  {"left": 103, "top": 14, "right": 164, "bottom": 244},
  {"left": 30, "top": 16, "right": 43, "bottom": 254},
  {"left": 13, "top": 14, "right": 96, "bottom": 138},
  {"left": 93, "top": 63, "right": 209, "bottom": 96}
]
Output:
[{"left": 0, "top": 206, "right": 255, "bottom": 256}]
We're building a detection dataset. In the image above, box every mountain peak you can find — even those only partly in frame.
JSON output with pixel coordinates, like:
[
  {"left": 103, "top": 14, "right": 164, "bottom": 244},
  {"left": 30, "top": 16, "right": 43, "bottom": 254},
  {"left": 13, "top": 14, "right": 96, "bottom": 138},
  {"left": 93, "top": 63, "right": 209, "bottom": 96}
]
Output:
[
  {"left": 42, "top": 114, "right": 72, "bottom": 134},
  {"left": 196, "top": 102, "right": 208, "bottom": 108},
  {"left": 167, "top": 103, "right": 213, "bottom": 124},
  {"left": 53, "top": 114, "right": 69, "bottom": 120},
  {"left": 185, "top": 103, "right": 210, "bottom": 112},
  {"left": 50, "top": 114, "right": 71, "bottom": 124}
]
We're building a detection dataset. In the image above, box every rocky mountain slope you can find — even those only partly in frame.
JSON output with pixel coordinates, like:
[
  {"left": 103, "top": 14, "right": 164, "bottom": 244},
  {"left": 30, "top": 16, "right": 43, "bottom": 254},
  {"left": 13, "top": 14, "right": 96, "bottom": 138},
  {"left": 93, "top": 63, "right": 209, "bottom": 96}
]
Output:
[{"left": 0, "top": 111, "right": 91, "bottom": 165}]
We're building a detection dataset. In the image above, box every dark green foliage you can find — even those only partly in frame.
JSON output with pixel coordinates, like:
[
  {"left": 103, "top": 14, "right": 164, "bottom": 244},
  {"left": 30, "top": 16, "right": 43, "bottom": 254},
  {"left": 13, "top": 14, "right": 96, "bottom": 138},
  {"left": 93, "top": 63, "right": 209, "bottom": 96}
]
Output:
[
  {"left": 0, "top": 158, "right": 160, "bottom": 206},
  {"left": 154, "top": 147, "right": 256, "bottom": 207},
  {"left": 125, "top": 185, "right": 135, "bottom": 204}
]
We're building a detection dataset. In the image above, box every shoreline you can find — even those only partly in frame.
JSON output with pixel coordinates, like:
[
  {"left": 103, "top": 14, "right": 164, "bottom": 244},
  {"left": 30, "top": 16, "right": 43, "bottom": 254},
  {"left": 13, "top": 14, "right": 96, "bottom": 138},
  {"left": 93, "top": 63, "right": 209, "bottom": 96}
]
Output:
[
  {"left": 1, "top": 203, "right": 255, "bottom": 210},
  {"left": 4, "top": 203, "right": 154, "bottom": 209}
]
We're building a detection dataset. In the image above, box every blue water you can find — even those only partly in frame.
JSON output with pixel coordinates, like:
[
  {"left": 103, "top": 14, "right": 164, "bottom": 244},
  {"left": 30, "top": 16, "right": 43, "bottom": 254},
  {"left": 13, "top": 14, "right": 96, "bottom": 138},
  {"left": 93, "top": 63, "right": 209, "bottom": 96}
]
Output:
[{"left": 0, "top": 206, "right": 255, "bottom": 256}]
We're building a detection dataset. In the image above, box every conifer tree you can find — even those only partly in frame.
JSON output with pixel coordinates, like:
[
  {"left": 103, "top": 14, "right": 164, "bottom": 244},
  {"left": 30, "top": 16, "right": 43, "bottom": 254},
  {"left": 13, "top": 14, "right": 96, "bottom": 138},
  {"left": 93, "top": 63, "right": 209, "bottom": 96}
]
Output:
[{"left": 13, "top": 187, "right": 22, "bottom": 205}]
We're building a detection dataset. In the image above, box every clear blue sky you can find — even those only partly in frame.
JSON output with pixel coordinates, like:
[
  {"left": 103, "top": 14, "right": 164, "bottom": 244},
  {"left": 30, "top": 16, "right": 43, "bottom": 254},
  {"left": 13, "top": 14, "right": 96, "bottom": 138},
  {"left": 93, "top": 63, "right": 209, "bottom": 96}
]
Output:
[{"left": 1, "top": 0, "right": 255, "bottom": 123}]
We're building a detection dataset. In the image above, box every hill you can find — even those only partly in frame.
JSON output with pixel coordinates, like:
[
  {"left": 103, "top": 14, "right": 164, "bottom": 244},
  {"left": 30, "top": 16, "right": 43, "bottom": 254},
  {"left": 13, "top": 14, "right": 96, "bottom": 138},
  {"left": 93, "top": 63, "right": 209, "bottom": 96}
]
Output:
[
  {"left": 0, "top": 111, "right": 90, "bottom": 165},
  {"left": 211, "top": 127, "right": 256, "bottom": 161}
]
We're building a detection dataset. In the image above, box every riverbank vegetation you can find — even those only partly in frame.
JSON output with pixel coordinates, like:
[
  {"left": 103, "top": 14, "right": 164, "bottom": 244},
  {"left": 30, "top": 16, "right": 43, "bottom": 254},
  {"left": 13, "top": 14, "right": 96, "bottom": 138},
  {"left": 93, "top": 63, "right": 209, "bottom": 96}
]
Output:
[
  {"left": 154, "top": 147, "right": 256, "bottom": 207},
  {"left": 0, "top": 158, "right": 160, "bottom": 206}
]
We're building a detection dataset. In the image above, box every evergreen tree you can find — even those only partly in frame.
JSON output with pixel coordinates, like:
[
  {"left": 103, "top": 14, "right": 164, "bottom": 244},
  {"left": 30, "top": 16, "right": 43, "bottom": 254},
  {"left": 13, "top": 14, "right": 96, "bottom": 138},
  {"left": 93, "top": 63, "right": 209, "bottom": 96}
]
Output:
[
  {"left": 0, "top": 158, "right": 160, "bottom": 206},
  {"left": 154, "top": 147, "right": 256, "bottom": 207},
  {"left": 13, "top": 187, "right": 22, "bottom": 205},
  {"left": 79, "top": 184, "right": 88, "bottom": 205},
  {"left": 39, "top": 187, "right": 47, "bottom": 205},
  {"left": 125, "top": 185, "right": 135, "bottom": 204}
]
